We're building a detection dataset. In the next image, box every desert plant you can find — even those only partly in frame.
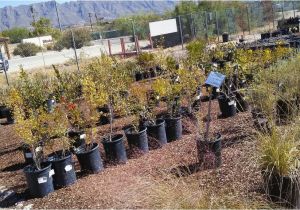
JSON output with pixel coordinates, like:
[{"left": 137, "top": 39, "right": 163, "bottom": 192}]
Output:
[
  {"left": 58, "top": 28, "right": 91, "bottom": 49},
  {"left": 152, "top": 77, "right": 182, "bottom": 117},
  {"left": 13, "top": 43, "right": 42, "bottom": 57}
]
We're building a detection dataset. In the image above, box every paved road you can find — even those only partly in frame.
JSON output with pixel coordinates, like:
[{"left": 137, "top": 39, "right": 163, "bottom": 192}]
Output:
[{"left": 7, "top": 40, "right": 149, "bottom": 73}]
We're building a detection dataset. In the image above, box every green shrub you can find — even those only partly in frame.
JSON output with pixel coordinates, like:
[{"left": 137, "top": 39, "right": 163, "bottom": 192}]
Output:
[
  {"left": 58, "top": 28, "right": 91, "bottom": 49},
  {"left": 13, "top": 43, "right": 42, "bottom": 57},
  {"left": 1, "top": 27, "right": 30, "bottom": 43}
]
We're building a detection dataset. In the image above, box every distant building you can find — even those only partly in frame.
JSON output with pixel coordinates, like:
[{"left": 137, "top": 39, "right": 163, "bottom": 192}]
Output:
[{"left": 22, "top": 36, "right": 53, "bottom": 47}]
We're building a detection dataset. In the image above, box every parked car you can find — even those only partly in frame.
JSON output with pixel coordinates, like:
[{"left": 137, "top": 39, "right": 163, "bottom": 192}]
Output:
[{"left": 0, "top": 52, "right": 9, "bottom": 72}]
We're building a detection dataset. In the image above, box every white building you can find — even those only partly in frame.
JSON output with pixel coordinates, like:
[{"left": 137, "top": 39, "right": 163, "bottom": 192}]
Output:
[{"left": 22, "top": 35, "right": 53, "bottom": 47}]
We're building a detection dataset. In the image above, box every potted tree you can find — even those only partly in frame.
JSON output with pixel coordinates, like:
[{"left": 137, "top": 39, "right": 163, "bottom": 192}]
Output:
[
  {"left": 152, "top": 77, "right": 182, "bottom": 142},
  {"left": 195, "top": 90, "right": 222, "bottom": 169},
  {"left": 46, "top": 104, "right": 77, "bottom": 188},
  {"left": 84, "top": 56, "right": 130, "bottom": 164},
  {"left": 7, "top": 88, "right": 54, "bottom": 198},
  {"left": 259, "top": 125, "right": 300, "bottom": 208}
]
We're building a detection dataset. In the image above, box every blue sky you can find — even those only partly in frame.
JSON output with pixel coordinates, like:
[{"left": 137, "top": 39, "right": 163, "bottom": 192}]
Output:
[{"left": 0, "top": 0, "right": 69, "bottom": 8}]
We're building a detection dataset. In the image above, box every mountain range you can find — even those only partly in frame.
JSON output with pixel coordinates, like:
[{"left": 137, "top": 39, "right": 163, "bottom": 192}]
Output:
[{"left": 0, "top": 1, "right": 177, "bottom": 30}]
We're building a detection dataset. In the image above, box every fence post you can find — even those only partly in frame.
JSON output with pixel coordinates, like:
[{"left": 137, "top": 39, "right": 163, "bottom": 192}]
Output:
[
  {"left": 215, "top": 11, "right": 220, "bottom": 42},
  {"left": 178, "top": 15, "right": 184, "bottom": 50},
  {"left": 108, "top": 40, "right": 112, "bottom": 56},
  {"left": 120, "top": 38, "right": 125, "bottom": 58},
  {"left": 149, "top": 33, "right": 153, "bottom": 49},
  {"left": 71, "top": 29, "right": 80, "bottom": 73},
  {"left": 189, "top": 13, "right": 195, "bottom": 39},
  {"left": 204, "top": 11, "right": 209, "bottom": 42},
  {"left": 271, "top": 4, "right": 275, "bottom": 29},
  {"left": 246, "top": 6, "right": 251, "bottom": 35},
  {"left": 135, "top": 35, "right": 140, "bottom": 54}
]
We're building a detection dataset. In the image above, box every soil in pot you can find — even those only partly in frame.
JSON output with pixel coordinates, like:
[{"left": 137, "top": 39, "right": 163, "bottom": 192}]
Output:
[
  {"left": 146, "top": 119, "right": 167, "bottom": 146},
  {"left": 135, "top": 72, "right": 143, "bottom": 81},
  {"left": 75, "top": 143, "right": 103, "bottom": 173},
  {"left": 263, "top": 171, "right": 300, "bottom": 208},
  {"left": 125, "top": 126, "right": 149, "bottom": 153},
  {"left": 23, "top": 162, "right": 54, "bottom": 198},
  {"left": 165, "top": 115, "right": 182, "bottom": 142},
  {"left": 197, "top": 134, "right": 222, "bottom": 169},
  {"left": 102, "top": 134, "right": 127, "bottom": 164},
  {"left": 47, "top": 150, "right": 76, "bottom": 189},
  {"left": 217, "top": 94, "right": 237, "bottom": 118}
]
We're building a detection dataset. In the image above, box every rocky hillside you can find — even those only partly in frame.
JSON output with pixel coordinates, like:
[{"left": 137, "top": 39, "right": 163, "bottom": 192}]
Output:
[{"left": 0, "top": 0, "right": 177, "bottom": 30}]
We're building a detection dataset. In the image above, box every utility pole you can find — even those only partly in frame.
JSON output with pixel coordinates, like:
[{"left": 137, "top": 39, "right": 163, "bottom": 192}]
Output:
[
  {"left": 292, "top": 1, "right": 296, "bottom": 18},
  {"left": 215, "top": 11, "right": 220, "bottom": 42},
  {"left": 281, "top": 2, "right": 285, "bottom": 19},
  {"left": 30, "top": 6, "right": 36, "bottom": 24},
  {"left": 88, "top": 13, "right": 93, "bottom": 32},
  {"left": 54, "top": 0, "right": 62, "bottom": 32},
  {"left": 246, "top": 5, "right": 251, "bottom": 35},
  {"left": 70, "top": 28, "right": 80, "bottom": 73}
]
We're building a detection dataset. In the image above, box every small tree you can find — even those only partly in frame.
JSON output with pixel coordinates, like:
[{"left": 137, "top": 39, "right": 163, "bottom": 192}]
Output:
[
  {"left": 58, "top": 28, "right": 91, "bottom": 49},
  {"left": 1, "top": 27, "right": 30, "bottom": 43}
]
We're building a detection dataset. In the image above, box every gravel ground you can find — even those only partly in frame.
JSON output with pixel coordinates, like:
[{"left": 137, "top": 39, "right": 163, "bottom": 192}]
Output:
[{"left": 0, "top": 100, "right": 273, "bottom": 208}]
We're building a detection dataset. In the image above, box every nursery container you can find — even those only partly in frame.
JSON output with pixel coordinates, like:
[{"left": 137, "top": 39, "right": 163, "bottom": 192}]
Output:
[
  {"left": 68, "top": 130, "right": 86, "bottom": 150},
  {"left": 135, "top": 71, "right": 143, "bottom": 81},
  {"left": 263, "top": 171, "right": 300, "bottom": 208},
  {"left": 197, "top": 134, "right": 222, "bottom": 168},
  {"left": 46, "top": 98, "right": 56, "bottom": 113},
  {"left": 1, "top": 107, "right": 14, "bottom": 124},
  {"left": 150, "top": 67, "right": 156, "bottom": 78},
  {"left": 165, "top": 115, "right": 182, "bottom": 142},
  {"left": 125, "top": 126, "right": 149, "bottom": 153},
  {"left": 218, "top": 94, "right": 237, "bottom": 118},
  {"left": 143, "top": 70, "right": 151, "bottom": 79},
  {"left": 22, "top": 143, "right": 34, "bottom": 165},
  {"left": 75, "top": 143, "right": 103, "bottom": 173},
  {"left": 102, "top": 134, "right": 127, "bottom": 164},
  {"left": 222, "top": 32, "right": 229, "bottom": 42},
  {"left": 0, "top": 105, "right": 6, "bottom": 118},
  {"left": 23, "top": 162, "right": 54, "bottom": 198},
  {"left": 146, "top": 119, "right": 168, "bottom": 146},
  {"left": 47, "top": 151, "right": 76, "bottom": 189},
  {"left": 276, "top": 99, "right": 297, "bottom": 122}
]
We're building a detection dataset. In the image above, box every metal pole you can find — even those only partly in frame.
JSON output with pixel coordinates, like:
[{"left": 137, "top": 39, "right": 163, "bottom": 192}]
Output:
[
  {"left": 271, "top": 4, "right": 275, "bottom": 29},
  {"left": 30, "top": 6, "right": 36, "bottom": 24},
  {"left": 215, "top": 11, "right": 220, "bottom": 42},
  {"left": 178, "top": 16, "right": 184, "bottom": 50},
  {"left": 281, "top": 2, "right": 284, "bottom": 19},
  {"left": 131, "top": 19, "right": 136, "bottom": 40},
  {"left": 293, "top": 1, "right": 296, "bottom": 18},
  {"left": 88, "top": 13, "right": 93, "bottom": 32},
  {"left": 54, "top": 0, "right": 62, "bottom": 32},
  {"left": 204, "top": 11, "right": 208, "bottom": 41},
  {"left": 246, "top": 6, "right": 251, "bottom": 35},
  {"left": 71, "top": 29, "right": 80, "bottom": 72},
  {"left": 189, "top": 13, "right": 195, "bottom": 39},
  {"left": 226, "top": 9, "right": 230, "bottom": 34}
]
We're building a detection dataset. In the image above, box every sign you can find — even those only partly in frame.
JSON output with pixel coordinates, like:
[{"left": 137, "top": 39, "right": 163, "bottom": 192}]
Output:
[
  {"left": 205, "top": 71, "right": 226, "bottom": 88},
  {"left": 149, "top": 19, "right": 178, "bottom": 37}
]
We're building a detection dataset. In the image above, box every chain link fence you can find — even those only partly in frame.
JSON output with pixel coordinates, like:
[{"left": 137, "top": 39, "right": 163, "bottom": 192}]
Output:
[{"left": 2, "top": 1, "right": 300, "bottom": 87}]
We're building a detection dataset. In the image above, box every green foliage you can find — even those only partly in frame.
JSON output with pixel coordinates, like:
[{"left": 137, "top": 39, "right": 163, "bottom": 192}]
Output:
[
  {"left": 186, "top": 39, "right": 209, "bottom": 65},
  {"left": 58, "top": 28, "right": 91, "bottom": 49},
  {"left": 1, "top": 27, "right": 30, "bottom": 43},
  {"left": 31, "top": 17, "right": 61, "bottom": 39},
  {"left": 13, "top": 43, "right": 42, "bottom": 57},
  {"left": 259, "top": 125, "right": 300, "bottom": 177}
]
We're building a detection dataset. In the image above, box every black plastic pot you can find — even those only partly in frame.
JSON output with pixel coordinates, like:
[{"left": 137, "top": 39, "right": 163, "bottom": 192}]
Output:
[
  {"left": 22, "top": 143, "right": 34, "bottom": 165},
  {"left": 197, "top": 134, "right": 222, "bottom": 168},
  {"left": 75, "top": 143, "right": 103, "bottom": 173},
  {"left": 125, "top": 126, "right": 149, "bottom": 153},
  {"left": 217, "top": 94, "right": 237, "bottom": 118},
  {"left": 135, "top": 72, "right": 143, "bottom": 81},
  {"left": 97, "top": 106, "right": 114, "bottom": 125},
  {"left": 235, "top": 91, "right": 249, "bottom": 112},
  {"left": 1, "top": 107, "right": 14, "bottom": 124},
  {"left": 102, "top": 134, "right": 127, "bottom": 164},
  {"left": 0, "top": 105, "right": 6, "bottom": 118},
  {"left": 222, "top": 32, "right": 229, "bottom": 42},
  {"left": 165, "top": 115, "right": 182, "bottom": 142},
  {"left": 276, "top": 99, "right": 297, "bottom": 121},
  {"left": 146, "top": 119, "right": 167, "bottom": 146},
  {"left": 23, "top": 162, "right": 54, "bottom": 198},
  {"left": 263, "top": 171, "right": 300, "bottom": 208},
  {"left": 47, "top": 151, "right": 76, "bottom": 189},
  {"left": 68, "top": 130, "right": 86, "bottom": 150}
]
